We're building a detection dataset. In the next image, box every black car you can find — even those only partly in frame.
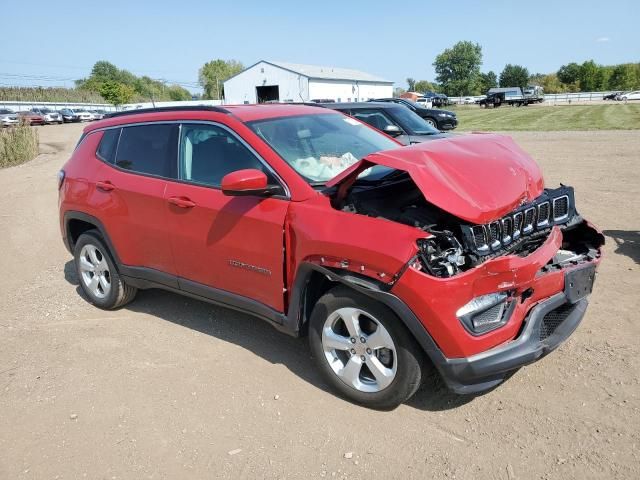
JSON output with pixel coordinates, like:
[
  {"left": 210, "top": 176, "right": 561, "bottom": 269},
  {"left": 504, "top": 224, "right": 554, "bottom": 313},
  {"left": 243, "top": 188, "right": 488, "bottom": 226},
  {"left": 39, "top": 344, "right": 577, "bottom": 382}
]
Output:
[
  {"left": 323, "top": 102, "right": 449, "bottom": 145},
  {"left": 369, "top": 98, "right": 457, "bottom": 130},
  {"left": 60, "top": 108, "right": 80, "bottom": 123},
  {"left": 419, "top": 91, "right": 449, "bottom": 107},
  {"left": 603, "top": 92, "right": 622, "bottom": 101}
]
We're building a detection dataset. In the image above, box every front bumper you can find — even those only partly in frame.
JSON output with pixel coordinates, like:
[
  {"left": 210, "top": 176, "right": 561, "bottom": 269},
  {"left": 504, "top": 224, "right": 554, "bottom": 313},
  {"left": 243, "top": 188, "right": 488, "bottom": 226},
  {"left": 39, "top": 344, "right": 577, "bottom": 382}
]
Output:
[
  {"left": 390, "top": 220, "right": 603, "bottom": 394},
  {"left": 438, "top": 117, "right": 458, "bottom": 130},
  {"left": 439, "top": 292, "right": 587, "bottom": 393}
]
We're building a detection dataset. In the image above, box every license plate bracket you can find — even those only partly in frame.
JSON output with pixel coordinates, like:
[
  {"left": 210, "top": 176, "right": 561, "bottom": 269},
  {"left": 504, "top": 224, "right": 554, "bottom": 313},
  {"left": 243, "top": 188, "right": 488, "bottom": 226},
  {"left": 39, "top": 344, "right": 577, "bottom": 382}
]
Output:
[{"left": 564, "top": 264, "right": 596, "bottom": 303}]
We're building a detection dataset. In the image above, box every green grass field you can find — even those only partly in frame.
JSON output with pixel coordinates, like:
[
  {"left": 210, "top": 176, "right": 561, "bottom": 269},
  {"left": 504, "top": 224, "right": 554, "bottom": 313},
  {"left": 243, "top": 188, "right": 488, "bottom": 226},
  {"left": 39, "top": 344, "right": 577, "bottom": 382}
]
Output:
[{"left": 451, "top": 103, "right": 640, "bottom": 131}]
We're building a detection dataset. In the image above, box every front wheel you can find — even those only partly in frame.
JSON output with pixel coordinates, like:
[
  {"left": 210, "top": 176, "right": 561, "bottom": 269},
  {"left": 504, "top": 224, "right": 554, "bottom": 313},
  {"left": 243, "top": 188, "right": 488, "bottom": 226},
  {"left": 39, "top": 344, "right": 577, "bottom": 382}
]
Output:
[
  {"left": 308, "top": 286, "right": 427, "bottom": 409},
  {"left": 424, "top": 117, "right": 438, "bottom": 128}
]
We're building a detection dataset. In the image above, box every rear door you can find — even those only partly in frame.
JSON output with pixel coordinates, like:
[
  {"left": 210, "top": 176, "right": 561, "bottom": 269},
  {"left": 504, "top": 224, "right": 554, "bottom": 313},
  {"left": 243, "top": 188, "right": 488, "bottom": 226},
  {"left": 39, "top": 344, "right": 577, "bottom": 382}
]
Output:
[
  {"left": 95, "top": 123, "right": 179, "bottom": 279},
  {"left": 164, "top": 122, "right": 290, "bottom": 311}
]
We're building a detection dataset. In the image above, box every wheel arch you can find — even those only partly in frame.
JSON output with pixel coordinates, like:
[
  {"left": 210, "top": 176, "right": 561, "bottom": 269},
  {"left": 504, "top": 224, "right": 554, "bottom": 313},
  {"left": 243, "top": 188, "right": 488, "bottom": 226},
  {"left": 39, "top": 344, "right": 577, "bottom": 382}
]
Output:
[
  {"left": 64, "top": 211, "right": 121, "bottom": 265},
  {"left": 285, "top": 263, "right": 444, "bottom": 364}
]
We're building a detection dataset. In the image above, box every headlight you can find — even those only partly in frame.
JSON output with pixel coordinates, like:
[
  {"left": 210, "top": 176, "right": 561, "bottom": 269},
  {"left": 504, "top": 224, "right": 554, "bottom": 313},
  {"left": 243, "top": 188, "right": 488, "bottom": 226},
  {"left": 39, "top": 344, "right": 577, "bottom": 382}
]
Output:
[{"left": 456, "top": 292, "right": 512, "bottom": 334}]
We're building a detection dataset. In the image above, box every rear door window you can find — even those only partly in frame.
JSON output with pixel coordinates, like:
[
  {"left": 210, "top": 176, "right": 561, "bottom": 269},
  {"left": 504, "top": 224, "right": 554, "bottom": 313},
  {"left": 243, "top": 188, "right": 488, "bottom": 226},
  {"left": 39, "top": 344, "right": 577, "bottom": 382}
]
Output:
[
  {"left": 114, "top": 124, "right": 178, "bottom": 178},
  {"left": 351, "top": 109, "right": 397, "bottom": 131}
]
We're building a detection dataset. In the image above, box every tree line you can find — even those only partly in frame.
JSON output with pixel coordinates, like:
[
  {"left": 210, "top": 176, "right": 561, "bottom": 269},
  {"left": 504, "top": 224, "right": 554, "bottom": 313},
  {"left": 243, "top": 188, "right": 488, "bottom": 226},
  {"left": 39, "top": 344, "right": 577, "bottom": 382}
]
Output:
[
  {"left": 399, "top": 41, "right": 640, "bottom": 97},
  {"left": 75, "top": 61, "right": 194, "bottom": 105},
  {"left": 6, "top": 50, "right": 638, "bottom": 105}
]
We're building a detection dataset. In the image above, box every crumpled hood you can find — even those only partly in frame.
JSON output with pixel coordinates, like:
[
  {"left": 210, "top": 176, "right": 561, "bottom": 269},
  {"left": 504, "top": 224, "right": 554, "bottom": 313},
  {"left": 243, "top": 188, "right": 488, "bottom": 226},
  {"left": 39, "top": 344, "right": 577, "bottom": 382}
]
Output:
[{"left": 326, "top": 133, "right": 544, "bottom": 224}]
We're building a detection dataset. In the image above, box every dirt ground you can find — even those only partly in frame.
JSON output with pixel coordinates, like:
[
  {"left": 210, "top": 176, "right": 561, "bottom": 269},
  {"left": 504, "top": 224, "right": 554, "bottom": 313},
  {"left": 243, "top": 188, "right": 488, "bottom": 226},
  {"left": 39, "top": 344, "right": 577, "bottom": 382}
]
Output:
[{"left": 0, "top": 123, "right": 638, "bottom": 480}]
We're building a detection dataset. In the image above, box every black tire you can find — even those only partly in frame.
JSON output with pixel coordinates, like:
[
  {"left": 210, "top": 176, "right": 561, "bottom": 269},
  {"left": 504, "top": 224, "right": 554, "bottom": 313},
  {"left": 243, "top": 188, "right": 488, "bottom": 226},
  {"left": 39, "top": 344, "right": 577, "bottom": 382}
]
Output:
[
  {"left": 308, "top": 286, "right": 427, "bottom": 410},
  {"left": 424, "top": 117, "right": 438, "bottom": 129},
  {"left": 73, "top": 230, "right": 137, "bottom": 309}
]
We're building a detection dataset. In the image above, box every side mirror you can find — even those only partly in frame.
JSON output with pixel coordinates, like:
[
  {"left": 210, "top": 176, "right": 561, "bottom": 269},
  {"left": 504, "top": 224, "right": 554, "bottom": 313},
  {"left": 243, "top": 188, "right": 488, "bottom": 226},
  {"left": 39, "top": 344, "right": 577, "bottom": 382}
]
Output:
[
  {"left": 221, "top": 169, "right": 279, "bottom": 197},
  {"left": 383, "top": 124, "right": 403, "bottom": 137}
]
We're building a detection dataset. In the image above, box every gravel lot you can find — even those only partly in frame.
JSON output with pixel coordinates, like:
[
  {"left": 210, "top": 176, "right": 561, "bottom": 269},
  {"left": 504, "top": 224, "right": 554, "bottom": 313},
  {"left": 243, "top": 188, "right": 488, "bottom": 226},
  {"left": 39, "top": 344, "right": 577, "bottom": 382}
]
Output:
[{"left": 0, "top": 123, "right": 638, "bottom": 479}]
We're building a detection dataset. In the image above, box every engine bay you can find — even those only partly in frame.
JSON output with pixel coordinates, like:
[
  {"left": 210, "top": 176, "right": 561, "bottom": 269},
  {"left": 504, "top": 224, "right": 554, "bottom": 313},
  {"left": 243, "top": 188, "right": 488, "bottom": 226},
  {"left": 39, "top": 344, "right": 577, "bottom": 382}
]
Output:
[{"left": 334, "top": 173, "right": 604, "bottom": 278}]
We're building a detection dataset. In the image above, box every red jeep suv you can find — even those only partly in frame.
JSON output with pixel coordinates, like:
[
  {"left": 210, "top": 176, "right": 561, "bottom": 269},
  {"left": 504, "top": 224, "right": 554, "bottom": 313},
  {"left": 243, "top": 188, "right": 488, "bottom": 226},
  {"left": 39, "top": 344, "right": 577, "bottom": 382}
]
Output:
[{"left": 58, "top": 105, "right": 604, "bottom": 409}]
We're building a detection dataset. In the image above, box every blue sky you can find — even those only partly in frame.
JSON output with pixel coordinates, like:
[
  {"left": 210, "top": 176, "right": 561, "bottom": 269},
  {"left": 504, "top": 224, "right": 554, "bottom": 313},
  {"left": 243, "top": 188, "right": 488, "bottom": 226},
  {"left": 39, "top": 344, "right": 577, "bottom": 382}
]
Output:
[{"left": 2, "top": 0, "right": 638, "bottom": 92}]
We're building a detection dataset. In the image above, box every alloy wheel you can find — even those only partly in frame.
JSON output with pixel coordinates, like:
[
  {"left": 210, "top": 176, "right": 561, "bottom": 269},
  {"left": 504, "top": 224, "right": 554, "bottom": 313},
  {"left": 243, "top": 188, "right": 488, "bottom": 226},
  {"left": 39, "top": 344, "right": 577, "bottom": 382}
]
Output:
[
  {"left": 321, "top": 307, "right": 397, "bottom": 393},
  {"left": 79, "top": 244, "right": 111, "bottom": 299}
]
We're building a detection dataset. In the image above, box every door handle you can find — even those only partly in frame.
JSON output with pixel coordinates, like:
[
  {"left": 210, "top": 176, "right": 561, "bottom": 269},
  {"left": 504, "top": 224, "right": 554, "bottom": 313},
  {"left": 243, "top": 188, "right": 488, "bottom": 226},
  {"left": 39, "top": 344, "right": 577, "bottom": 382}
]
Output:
[
  {"left": 168, "top": 196, "right": 196, "bottom": 208},
  {"left": 96, "top": 180, "right": 114, "bottom": 192}
]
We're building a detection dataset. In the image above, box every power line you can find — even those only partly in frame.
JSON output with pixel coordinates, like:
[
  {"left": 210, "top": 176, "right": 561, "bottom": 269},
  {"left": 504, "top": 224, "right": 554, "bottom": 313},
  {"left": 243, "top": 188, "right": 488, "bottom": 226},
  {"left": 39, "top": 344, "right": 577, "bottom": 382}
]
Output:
[{"left": 0, "top": 59, "right": 202, "bottom": 89}]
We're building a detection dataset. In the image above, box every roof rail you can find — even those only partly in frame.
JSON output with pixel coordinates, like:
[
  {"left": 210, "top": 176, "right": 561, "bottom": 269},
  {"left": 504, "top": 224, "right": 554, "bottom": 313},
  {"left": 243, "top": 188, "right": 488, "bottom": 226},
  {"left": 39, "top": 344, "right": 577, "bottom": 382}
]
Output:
[{"left": 104, "top": 105, "right": 229, "bottom": 119}]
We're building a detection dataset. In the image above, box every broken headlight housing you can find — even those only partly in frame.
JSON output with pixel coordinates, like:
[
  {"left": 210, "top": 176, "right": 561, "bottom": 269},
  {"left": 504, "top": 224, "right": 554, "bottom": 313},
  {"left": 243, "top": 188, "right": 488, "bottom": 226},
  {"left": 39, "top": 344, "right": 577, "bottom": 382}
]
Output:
[{"left": 416, "top": 232, "right": 466, "bottom": 278}]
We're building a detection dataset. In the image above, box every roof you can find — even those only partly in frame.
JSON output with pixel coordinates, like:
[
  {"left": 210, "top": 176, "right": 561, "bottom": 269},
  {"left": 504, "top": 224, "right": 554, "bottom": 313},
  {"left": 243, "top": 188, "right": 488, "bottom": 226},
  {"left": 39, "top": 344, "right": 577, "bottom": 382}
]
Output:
[
  {"left": 89, "top": 104, "right": 333, "bottom": 131},
  {"left": 224, "top": 104, "right": 330, "bottom": 122},
  {"left": 323, "top": 102, "right": 403, "bottom": 110},
  {"left": 226, "top": 60, "right": 394, "bottom": 84},
  {"left": 488, "top": 87, "right": 522, "bottom": 93}
]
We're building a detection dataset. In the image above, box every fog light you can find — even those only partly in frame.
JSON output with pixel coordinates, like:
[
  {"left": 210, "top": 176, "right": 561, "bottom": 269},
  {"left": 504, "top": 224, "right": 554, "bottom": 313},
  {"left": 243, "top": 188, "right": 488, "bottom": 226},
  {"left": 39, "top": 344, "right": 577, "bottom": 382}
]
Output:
[{"left": 456, "top": 292, "right": 510, "bottom": 335}]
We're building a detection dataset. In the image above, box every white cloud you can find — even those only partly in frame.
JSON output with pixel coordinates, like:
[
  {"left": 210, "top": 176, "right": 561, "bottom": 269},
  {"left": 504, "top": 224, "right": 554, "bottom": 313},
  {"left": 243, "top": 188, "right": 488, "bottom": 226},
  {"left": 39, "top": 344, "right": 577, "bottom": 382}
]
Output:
[{"left": 596, "top": 37, "right": 610, "bottom": 43}]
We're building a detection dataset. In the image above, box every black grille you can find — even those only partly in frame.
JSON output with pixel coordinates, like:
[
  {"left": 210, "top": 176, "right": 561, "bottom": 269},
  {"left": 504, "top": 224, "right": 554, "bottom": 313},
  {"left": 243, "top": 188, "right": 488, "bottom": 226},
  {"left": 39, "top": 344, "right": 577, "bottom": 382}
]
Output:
[
  {"left": 523, "top": 207, "right": 536, "bottom": 232},
  {"left": 471, "top": 226, "right": 488, "bottom": 252},
  {"left": 463, "top": 187, "right": 575, "bottom": 256},
  {"left": 513, "top": 212, "right": 523, "bottom": 238},
  {"left": 539, "top": 303, "right": 577, "bottom": 340},
  {"left": 488, "top": 222, "right": 500, "bottom": 248},
  {"left": 553, "top": 196, "right": 569, "bottom": 220},
  {"left": 537, "top": 202, "right": 550, "bottom": 227},
  {"left": 502, "top": 217, "right": 513, "bottom": 243}
]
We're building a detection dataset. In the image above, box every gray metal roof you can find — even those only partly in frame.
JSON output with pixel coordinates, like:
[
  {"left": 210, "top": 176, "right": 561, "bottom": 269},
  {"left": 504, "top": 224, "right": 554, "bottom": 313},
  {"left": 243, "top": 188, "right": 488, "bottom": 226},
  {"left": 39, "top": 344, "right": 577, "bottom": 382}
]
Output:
[{"left": 239, "top": 60, "right": 393, "bottom": 84}]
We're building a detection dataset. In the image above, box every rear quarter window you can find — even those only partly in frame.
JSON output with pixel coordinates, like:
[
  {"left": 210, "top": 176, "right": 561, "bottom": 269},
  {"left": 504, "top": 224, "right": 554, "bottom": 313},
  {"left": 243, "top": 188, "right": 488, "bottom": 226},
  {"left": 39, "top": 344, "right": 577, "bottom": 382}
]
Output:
[{"left": 96, "top": 128, "right": 120, "bottom": 163}]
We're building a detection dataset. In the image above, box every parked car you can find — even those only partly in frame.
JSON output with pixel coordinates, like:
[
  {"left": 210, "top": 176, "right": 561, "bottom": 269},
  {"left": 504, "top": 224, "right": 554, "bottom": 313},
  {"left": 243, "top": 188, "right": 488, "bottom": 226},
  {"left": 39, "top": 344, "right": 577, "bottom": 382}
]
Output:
[
  {"left": 31, "top": 108, "right": 63, "bottom": 124},
  {"left": 420, "top": 91, "right": 449, "bottom": 107},
  {"left": 89, "top": 110, "right": 107, "bottom": 120},
  {"left": 462, "top": 97, "right": 476, "bottom": 104},
  {"left": 60, "top": 109, "right": 81, "bottom": 123},
  {"left": 0, "top": 108, "right": 19, "bottom": 127},
  {"left": 370, "top": 98, "right": 458, "bottom": 130},
  {"left": 621, "top": 91, "right": 640, "bottom": 101},
  {"left": 17, "top": 111, "right": 45, "bottom": 125},
  {"left": 71, "top": 109, "right": 94, "bottom": 122},
  {"left": 323, "top": 102, "right": 449, "bottom": 145},
  {"left": 603, "top": 92, "right": 622, "bottom": 101},
  {"left": 58, "top": 105, "right": 604, "bottom": 409}
]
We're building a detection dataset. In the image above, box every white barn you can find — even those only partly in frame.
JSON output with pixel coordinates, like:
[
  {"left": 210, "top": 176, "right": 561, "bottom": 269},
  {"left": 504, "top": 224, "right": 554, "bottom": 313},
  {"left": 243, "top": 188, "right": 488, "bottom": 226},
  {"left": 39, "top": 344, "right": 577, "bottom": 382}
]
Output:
[{"left": 223, "top": 60, "right": 393, "bottom": 104}]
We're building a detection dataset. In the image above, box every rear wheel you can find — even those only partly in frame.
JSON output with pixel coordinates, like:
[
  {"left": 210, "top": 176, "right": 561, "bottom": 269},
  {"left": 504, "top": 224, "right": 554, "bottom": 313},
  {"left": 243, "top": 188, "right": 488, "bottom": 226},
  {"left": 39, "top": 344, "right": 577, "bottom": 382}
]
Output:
[
  {"left": 308, "top": 286, "right": 426, "bottom": 409},
  {"left": 74, "top": 231, "right": 137, "bottom": 309}
]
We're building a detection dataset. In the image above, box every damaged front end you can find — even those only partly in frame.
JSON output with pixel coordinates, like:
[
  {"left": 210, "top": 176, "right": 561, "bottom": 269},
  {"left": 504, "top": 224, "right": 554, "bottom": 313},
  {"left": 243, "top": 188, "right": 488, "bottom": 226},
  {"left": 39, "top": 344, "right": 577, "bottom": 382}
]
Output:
[
  {"left": 323, "top": 134, "right": 605, "bottom": 363},
  {"left": 335, "top": 173, "right": 602, "bottom": 280},
  {"left": 325, "top": 134, "right": 603, "bottom": 281}
]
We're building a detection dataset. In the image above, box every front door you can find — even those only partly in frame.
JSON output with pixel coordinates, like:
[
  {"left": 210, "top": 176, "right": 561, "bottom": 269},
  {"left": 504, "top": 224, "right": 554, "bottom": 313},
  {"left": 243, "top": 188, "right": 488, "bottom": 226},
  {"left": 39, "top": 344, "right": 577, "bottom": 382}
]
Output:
[{"left": 165, "top": 122, "right": 289, "bottom": 311}]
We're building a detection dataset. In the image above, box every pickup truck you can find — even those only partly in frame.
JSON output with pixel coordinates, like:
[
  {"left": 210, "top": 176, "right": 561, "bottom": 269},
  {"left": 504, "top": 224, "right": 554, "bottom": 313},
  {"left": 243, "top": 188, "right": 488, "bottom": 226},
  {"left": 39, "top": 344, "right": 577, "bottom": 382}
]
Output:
[{"left": 477, "top": 86, "right": 544, "bottom": 108}]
